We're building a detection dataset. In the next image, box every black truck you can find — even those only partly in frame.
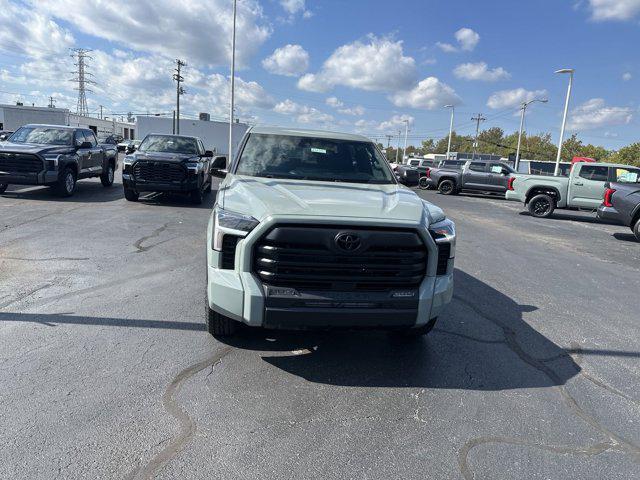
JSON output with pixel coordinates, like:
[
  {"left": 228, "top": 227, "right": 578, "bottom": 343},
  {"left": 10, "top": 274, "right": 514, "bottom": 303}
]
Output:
[
  {"left": 121, "top": 134, "right": 214, "bottom": 204},
  {"left": 0, "top": 124, "right": 118, "bottom": 197},
  {"left": 598, "top": 174, "right": 640, "bottom": 241},
  {"left": 424, "top": 159, "right": 515, "bottom": 195}
]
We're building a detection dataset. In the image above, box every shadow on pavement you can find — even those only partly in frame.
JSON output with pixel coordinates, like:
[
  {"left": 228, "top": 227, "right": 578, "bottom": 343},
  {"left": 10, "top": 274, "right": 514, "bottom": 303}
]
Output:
[
  {"left": 518, "top": 210, "right": 622, "bottom": 226},
  {"left": 613, "top": 232, "right": 639, "bottom": 243},
  {"left": 2, "top": 181, "right": 123, "bottom": 203}
]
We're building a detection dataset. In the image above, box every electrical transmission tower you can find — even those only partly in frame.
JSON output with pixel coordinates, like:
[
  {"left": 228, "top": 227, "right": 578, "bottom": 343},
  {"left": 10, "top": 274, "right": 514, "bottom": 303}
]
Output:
[
  {"left": 70, "top": 48, "right": 96, "bottom": 117},
  {"left": 173, "top": 59, "right": 187, "bottom": 134}
]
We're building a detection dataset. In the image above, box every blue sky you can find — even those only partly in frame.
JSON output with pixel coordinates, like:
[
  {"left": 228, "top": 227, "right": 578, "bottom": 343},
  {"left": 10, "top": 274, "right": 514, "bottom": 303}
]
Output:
[{"left": 0, "top": 0, "right": 638, "bottom": 149}]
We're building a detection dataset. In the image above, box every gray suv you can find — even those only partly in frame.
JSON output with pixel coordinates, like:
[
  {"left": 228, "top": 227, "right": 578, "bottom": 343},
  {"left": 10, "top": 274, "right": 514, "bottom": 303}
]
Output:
[{"left": 425, "top": 160, "right": 515, "bottom": 195}]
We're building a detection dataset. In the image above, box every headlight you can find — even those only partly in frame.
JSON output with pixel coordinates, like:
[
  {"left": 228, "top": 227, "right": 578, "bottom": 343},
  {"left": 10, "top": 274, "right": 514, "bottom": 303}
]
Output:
[
  {"left": 429, "top": 218, "right": 455, "bottom": 243},
  {"left": 212, "top": 206, "right": 259, "bottom": 251},
  {"left": 185, "top": 162, "right": 201, "bottom": 172},
  {"left": 123, "top": 155, "right": 135, "bottom": 166},
  {"left": 43, "top": 154, "right": 60, "bottom": 170}
]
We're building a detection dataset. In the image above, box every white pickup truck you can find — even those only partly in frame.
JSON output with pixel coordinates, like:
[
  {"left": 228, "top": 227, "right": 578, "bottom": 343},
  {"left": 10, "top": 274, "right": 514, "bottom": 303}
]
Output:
[{"left": 506, "top": 162, "right": 640, "bottom": 218}]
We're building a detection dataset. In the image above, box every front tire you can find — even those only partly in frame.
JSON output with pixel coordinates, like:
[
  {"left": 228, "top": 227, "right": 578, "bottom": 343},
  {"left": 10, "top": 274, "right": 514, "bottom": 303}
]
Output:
[
  {"left": 55, "top": 167, "right": 76, "bottom": 197},
  {"left": 633, "top": 220, "right": 640, "bottom": 242},
  {"left": 528, "top": 194, "right": 556, "bottom": 218},
  {"left": 205, "top": 297, "right": 239, "bottom": 336},
  {"left": 124, "top": 187, "right": 139, "bottom": 202},
  {"left": 0, "top": 183, "right": 8, "bottom": 194},
  {"left": 100, "top": 164, "right": 115, "bottom": 187},
  {"left": 418, "top": 177, "right": 429, "bottom": 190},
  {"left": 190, "top": 187, "right": 203, "bottom": 205},
  {"left": 438, "top": 179, "right": 456, "bottom": 195}
]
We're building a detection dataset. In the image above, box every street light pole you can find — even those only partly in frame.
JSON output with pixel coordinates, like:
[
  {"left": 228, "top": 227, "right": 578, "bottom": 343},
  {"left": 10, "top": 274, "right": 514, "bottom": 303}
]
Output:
[
  {"left": 444, "top": 105, "right": 454, "bottom": 158},
  {"left": 395, "top": 130, "right": 401, "bottom": 163},
  {"left": 515, "top": 98, "right": 548, "bottom": 172},
  {"left": 402, "top": 119, "right": 409, "bottom": 161},
  {"left": 228, "top": 0, "right": 237, "bottom": 166},
  {"left": 554, "top": 68, "right": 574, "bottom": 176}
]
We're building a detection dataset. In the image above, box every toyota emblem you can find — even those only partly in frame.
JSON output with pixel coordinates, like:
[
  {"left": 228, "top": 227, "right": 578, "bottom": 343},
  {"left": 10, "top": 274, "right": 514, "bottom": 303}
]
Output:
[{"left": 335, "top": 232, "right": 362, "bottom": 252}]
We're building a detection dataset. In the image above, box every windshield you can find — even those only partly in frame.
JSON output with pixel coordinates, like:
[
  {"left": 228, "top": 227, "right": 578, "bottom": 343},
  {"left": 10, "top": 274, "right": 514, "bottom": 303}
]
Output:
[
  {"left": 236, "top": 133, "right": 395, "bottom": 184},
  {"left": 9, "top": 126, "right": 73, "bottom": 145},
  {"left": 138, "top": 135, "right": 199, "bottom": 154}
]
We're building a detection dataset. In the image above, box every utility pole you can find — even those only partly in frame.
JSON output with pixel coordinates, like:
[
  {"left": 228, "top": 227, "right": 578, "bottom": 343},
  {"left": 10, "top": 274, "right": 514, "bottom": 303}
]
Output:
[
  {"left": 228, "top": 0, "right": 237, "bottom": 164},
  {"left": 402, "top": 119, "right": 410, "bottom": 161},
  {"left": 172, "top": 110, "right": 176, "bottom": 134},
  {"left": 515, "top": 98, "right": 548, "bottom": 171},
  {"left": 444, "top": 105, "right": 455, "bottom": 158},
  {"left": 48, "top": 96, "right": 55, "bottom": 108},
  {"left": 471, "top": 113, "right": 486, "bottom": 160},
  {"left": 173, "top": 59, "right": 186, "bottom": 134},
  {"left": 395, "top": 130, "right": 401, "bottom": 163},
  {"left": 99, "top": 105, "right": 104, "bottom": 120},
  {"left": 385, "top": 134, "right": 393, "bottom": 149},
  {"left": 70, "top": 48, "right": 96, "bottom": 117}
]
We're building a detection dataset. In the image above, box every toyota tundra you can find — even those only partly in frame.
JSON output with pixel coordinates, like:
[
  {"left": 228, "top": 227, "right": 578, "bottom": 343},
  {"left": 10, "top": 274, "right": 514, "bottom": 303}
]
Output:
[{"left": 205, "top": 127, "right": 456, "bottom": 336}]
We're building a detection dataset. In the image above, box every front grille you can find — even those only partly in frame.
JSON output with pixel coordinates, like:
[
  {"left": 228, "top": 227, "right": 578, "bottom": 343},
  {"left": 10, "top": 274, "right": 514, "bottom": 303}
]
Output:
[
  {"left": 437, "top": 243, "right": 451, "bottom": 275},
  {"left": 221, "top": 235, "right": 240, "bottom": 270},
  {"left": 253, "top": 225, "right": 428, "bottom": 291},
  {"left": 133, "top": 161, "right": 186, "bottom": 182},
  {"left": 0, "top": 153, "right": 44, "bottom": 174}
]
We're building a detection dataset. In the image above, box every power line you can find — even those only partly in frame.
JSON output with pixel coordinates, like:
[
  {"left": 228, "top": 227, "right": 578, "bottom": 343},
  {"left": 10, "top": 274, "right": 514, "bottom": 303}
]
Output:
[{"left": 471, "top": 113, "right": 486, "bottom": 160}]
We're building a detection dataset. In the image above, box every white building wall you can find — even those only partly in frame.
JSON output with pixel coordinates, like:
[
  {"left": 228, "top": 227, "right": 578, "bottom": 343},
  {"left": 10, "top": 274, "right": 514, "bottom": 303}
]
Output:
[
  {"left": 68, "top": 114, "right": 135, "bottom": 139},
  {"left": 0, "top": 105, "right": 68, "bottom": 131},
  {"left": 135, "top": 116, "right": 248, "bottom": 155}
]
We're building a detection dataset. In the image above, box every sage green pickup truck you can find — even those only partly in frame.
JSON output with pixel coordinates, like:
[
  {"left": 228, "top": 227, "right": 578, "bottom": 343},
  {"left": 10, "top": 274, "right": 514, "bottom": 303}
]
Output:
[{"left": 506, "top": 162, "right": 640, "bottom": 218}]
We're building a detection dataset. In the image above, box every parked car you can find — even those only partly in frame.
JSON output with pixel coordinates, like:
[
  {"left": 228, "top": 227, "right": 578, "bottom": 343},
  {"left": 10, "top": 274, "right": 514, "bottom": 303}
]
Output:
[
  {"left": 124, "top": 139, "right": 141, "bottom": 154},
  {"left": 117, "top": 139, "right": 134, "bottom": 152},
  {"left": 0, "top": 131, "right": 14, "bottom": 141},
  {"left": 597, "top": 170, "right": 640, "bottom": 241},
  {"left": 506, "top": 162, "right": 640, "bottom": 218},
  {"left": 205, "top": 126, "right": 455, "bottom": 337},
  {"left": 408, "top": 157, "right": 439, "bottom": 176},
  {"left": 121, "top": 133, "right": 213, "bottom": 204},
  {"left": 0, "top": 124, "right": 118, "bottom": 196},
  {"left": 395, "top": 164, "right": 420, "bottom": 185},
  {"left": 424, "top": 160, "right": 515, "bottom": 196},
  {"left": 98, "top": 134, "right": 124, "bottom": 146}
]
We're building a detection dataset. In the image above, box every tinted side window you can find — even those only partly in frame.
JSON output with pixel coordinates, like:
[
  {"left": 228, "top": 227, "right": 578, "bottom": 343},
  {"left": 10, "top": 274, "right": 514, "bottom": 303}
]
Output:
[
  {"left": 579, "top": 165, "right": 609, "bottom": 182},
  {"left": 468, "top": 162, "right": 486, "bottom": 172},
  {"left": 613, "top": 167, "right": 640, "bottom": 183},
  {"left": 85, "top": 131, "right": 98, "bottom": 147},
  {"left": 74, "top": 131, "right": 84, "bottom": 146},
  {"left": 409, "top": 160, "right": 420, "bottom": 166}
]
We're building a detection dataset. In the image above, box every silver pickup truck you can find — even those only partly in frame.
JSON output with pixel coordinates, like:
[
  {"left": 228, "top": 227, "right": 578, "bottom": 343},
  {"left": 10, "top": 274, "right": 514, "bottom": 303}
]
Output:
[{"left": 506, "top": 162, "right": 640, "bottom": 218}]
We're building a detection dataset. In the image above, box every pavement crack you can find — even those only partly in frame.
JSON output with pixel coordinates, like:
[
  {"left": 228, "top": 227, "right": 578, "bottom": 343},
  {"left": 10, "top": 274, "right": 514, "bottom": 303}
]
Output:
[
  {"left": 133, "top": 223, "right": 170, "bottom": 253},
  {"left": 126, "top": 346, "right": 234, "bottom": 480},
  {"left": 0, "top": 282, "right": 54, "bottom": 309},
  {"left": 458, "top": 436, "right": 618, "bottom": 480},
  {"left": 453, "top": 292, "right": 640, "bottom": 478},
  {"left": 411, "top": 389, "right": 428, "bottom": 424}
]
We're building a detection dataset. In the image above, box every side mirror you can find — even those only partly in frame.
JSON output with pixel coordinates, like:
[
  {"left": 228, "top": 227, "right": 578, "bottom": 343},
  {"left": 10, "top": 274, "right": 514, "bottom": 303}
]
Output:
[
  {"left": 209, "top": 155, "right": 227, "bottom": 178},
  {"left": 125, "top": 145, "right": 137, "bottom": 154},
  {"left": 0, "top": 134, "right": 8, "bottom": 141},
  {"left": 78, "top": 141, "right": 92, "bottom": 149},
  {"left": 203, "top": 150, "right": 214, "bottom": 158},
  {"left": 502, "top": 169, "right": 510, "bottom": 175}
]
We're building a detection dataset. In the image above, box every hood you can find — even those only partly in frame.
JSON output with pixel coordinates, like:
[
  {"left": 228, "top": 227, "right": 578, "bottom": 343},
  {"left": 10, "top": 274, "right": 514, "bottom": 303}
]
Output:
[
  {"left": 220, "top": 175, "right": 443, "bottom": 224},
  {"left": 0, "top": 142, "right": 74, "bottom": 156},
  {"left": 132, "top": 151, "right": 198, "bottom": 163}
]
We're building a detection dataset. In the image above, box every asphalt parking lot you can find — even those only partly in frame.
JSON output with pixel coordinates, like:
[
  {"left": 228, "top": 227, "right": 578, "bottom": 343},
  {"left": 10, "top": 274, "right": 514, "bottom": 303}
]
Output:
[{"left": 1, "top": 170, "right": 639, "bottom": 480}]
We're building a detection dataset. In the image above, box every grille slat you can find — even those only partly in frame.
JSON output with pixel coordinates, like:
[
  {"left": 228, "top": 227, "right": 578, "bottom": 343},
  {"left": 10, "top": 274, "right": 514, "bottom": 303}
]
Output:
[
  {"left": 437, "top": 244, "right": 451, "bottom": 276},
  {"left": 133, "top": 161, "right": 186, "bottom": 182},
  {"left": 253, "top": 226, "right": 428, "bottom": 291},
  {"left": 0, "top": 153, "right": 44, "bottom": 174}
]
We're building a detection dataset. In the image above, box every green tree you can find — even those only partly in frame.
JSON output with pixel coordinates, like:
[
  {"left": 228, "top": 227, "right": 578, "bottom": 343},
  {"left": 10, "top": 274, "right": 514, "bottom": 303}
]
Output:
[{"left": 606, "top": 143, "right": 640, "bottom": 166}]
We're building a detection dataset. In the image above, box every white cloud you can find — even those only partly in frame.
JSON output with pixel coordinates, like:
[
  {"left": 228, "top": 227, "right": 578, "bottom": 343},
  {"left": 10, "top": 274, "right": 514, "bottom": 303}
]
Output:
[
  {"left": 274, "top": 99, "right": 333, "bottom": 125},
  {"left": 0, "top": 0, "right": 75, "bottom": 58},
  {"left": 567, "top": 98, "right": 633, "bottom": 130},
  {"left": 437, "top": 27, "right": 480, "bottom": 53},
  {"left": 29, "top": 0, "right": 271, "bottom": 66},
  {"left": 297, "top": 35, "right": 417, "bottom": 93},
  {"left": 390, "top": 77, "right": 461, "bottom": 110},
  {"left": 377, "top": 114, "right": 415, "bottom": 132},
  {"left": 325, "top": 97, "right": 365, "bottom": 116},
  {"left": 622, "top": 72, "right": 632, "bottom": 81},
  {"left": 588, "top": 0, "right": 640, "bottom": 20},
  {"left": 453, "top": 62, "right": 510, "bottom": 81},
  {"left": 262, "top": 44, "right": 309, "bottom": 76},
  {"left": 486, "top": 88, "right": 548, "bottom": 109}
]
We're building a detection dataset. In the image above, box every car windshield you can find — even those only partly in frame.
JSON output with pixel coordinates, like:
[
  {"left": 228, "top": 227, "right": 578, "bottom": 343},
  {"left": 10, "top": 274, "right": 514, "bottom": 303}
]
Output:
[
  {"left": 236, "top": 133, "right": 395, "bottom": 184},
  {"left": 9, "top": 126, "right": 72, "bottom": 145},
  {"left": 138, "top": 135, "right": 199, "bottom": 154}
]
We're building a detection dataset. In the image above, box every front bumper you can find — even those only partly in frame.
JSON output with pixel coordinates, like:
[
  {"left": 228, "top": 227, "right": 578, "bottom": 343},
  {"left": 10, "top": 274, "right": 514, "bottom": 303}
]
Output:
[
  {"left": 122, "top": 173, "right": 199, "bottom": 193},
  {"left": 206, "top": 215, "right": 455, "bottom": 330},
  {"left": 0, "top": 170, "right": 59, "bottom": 186},
  {"left": 505, "top": 190, "right": 524, "bottom": 203}
]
